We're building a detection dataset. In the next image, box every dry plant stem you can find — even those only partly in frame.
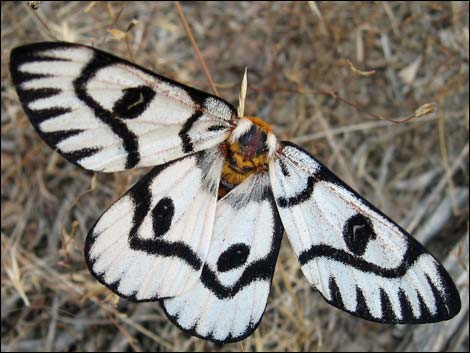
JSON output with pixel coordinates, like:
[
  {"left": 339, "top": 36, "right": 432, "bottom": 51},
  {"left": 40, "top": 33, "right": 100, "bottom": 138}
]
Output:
[
  {"left": 94, "top": 297, "right": 142, "bottom": 352},
  {"left": 407, "top": 143, "right": 469, "bottom": 233},
  {"left": 438, "top": 101, "right": 459, "bottom": 215},
  {"left": 307, "top": 1, "right": 330, "bottom": 37},
  {"left": 174, "top": 1, "right": 219, "bottom": 96},
  {"left": 100, "top": 1, "right": 128, "bottom": 46},
  {"left": 382, "top": 2, "right": 400, "bottom": 37},
  {"left": 125, "top": 37, "right": 136, "bottom": 63},
  {"left": 277, "top": 261, "right": 306, "bottom": 332},
  {"left": 29, "top": 5, "right": 58, "bottom": 40},
  {"left": 57, "top": 174, "right": 96, "bottom": 255},
  {"left": 111, "top": 306, "right": 174, "bottom": 349},
  {"left": 253, "top": 86, "right": 434, "bottom": 125},
  {"left": 135, "top": 3, "right": 159, "bottom": 56},
  {"left": 291, "top": 112, "right": 449, "bottom": 143},
  {"left": 313, "top": 100, "right": 357, "bottom": 189}
]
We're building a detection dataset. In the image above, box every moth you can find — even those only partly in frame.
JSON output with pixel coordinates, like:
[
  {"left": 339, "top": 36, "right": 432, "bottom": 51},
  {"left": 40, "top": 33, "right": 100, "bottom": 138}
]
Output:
[{"left": 10, "top": 42, "right": 461, "bottom": 344}]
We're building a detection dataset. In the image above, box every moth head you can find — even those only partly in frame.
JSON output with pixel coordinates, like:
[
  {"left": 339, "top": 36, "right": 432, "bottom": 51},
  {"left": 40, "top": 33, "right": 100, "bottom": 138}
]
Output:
[{"left": 229, "top": 116, "right": 278, "bottom": 159}]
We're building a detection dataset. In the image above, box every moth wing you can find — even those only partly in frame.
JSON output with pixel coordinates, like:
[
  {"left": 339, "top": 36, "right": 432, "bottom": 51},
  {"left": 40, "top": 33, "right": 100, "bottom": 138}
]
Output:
[
  {"left": 85, "top": 147, "right": 223, "bottom": 301},
  {"left": 162, "top": 172, "right": 284, "bottom": 343},
  {"left": 269, "top": 141, "right": 461, "bottom": 323},
  {"left": 10, "top": 42, "right": 236, "bottom": 172}
]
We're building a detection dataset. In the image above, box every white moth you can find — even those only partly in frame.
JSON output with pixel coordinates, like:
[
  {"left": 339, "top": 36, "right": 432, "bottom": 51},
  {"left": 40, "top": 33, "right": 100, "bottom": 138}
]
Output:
[{"left": 10, "top": 42, "right": 461, "bottom": 344}]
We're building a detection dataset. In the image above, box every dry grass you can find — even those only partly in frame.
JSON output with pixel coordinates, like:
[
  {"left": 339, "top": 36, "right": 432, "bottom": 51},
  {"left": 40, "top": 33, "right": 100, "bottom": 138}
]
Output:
[{"left": 1, "top": 1, "right": 469, "bottom": 351}]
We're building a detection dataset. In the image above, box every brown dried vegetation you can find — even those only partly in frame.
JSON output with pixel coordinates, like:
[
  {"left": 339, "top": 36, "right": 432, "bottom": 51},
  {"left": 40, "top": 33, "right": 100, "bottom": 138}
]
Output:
[{"left": 1, "top": 1, "right": 468, "bottom": 351}]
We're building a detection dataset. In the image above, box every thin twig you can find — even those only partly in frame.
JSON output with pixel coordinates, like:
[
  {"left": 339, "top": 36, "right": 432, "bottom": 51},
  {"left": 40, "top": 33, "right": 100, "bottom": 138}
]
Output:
[
  {"left": 29, "top": 5, "right": 58, "bottom": 40},
  {"left": 438, "top": 101, "right": 459, "bottom": 215},
  {"left": 252, "top": 86, "right": 435, "bottom": 124},
  {"left": 136, "top": 3, "right": 159, "bottom": 56},
  {"left": 174, "top": 1, "right": 219, "bottom": 96},
  {"left": 94, "top": 298, "right": 142, "bottom": 352},
  {"left": 100, "top": 1, "right": 128, "bottom": 46},
  {"left": 291, "top": 110, "right": 446, "bottom": 144}
]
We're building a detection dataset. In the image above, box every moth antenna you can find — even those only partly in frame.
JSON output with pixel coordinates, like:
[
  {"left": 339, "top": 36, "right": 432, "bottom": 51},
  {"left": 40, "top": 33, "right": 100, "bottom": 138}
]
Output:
[{"left": 237, "top": 67, "right": 248, "bottom": 118}]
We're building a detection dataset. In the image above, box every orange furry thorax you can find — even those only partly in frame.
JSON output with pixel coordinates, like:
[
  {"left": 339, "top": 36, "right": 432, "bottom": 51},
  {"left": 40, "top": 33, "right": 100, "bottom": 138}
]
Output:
[{"left": 218, "top": 116, "right": 272, "bottom": 198}]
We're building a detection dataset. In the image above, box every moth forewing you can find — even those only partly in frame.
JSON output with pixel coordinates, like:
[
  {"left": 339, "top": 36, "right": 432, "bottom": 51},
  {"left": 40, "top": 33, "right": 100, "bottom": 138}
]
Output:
[{"left": 10, "top": 42, "right": 236, "bottom": 172}]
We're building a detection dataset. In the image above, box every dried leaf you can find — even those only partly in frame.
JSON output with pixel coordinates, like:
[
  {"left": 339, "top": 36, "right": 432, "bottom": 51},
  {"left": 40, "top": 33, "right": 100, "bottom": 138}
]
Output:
[
  {"left": 346, "top": 59, "right": 376, "bottom": 76},
  {"left": 399, "top": 55, "right": 423, "bottom": 84},
  {"left": 415, "top": 102, "right": 437, "bottom": 117},
  {"left": 107, "top": 28, "right": 128, "bottom": 41}
]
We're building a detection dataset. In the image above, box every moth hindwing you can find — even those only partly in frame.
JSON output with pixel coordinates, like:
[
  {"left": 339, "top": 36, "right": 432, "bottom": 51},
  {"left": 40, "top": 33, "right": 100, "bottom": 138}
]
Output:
[
  {"left": 85, "top": 147, "right": 223, "bottom": 301},
  {"left": 162, "top": 172, "right": 283, "bottom": 343}
]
